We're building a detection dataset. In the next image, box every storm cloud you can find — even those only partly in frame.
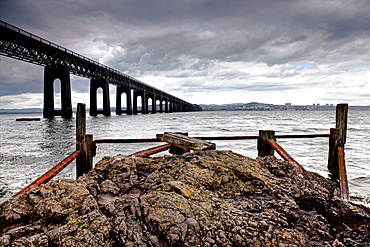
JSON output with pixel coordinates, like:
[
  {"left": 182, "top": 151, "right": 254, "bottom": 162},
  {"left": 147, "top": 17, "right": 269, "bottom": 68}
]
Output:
[{"left": 1, "top": 0, "right": 369, "bottom": 108}]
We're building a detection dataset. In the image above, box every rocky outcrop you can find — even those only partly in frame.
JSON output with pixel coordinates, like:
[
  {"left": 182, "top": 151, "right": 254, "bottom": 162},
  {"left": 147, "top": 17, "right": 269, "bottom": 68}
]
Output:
[{"left": 1, "top": 150, "right": 369, "bottom": 246}]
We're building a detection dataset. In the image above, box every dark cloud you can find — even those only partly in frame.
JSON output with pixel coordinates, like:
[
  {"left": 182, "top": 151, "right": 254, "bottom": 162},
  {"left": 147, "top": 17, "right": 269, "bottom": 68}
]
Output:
[
  {"left": 0, "top": 58, "right": 43, "bottom": 96},
  {"left": 1, "top": 0, "right": 370, "bottom": 107}
]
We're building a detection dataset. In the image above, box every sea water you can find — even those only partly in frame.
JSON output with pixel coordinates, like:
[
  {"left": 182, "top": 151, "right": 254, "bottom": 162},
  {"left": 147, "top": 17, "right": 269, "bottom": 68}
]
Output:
[{"left": 1, "top": 110, "right": 369, "bottom": 203}]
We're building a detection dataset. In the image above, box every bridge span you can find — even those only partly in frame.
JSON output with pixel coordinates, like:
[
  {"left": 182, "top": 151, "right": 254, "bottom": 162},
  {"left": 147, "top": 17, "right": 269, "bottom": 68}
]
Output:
[{"left": 0, "top": 20, "right": 201, "bottom": 118}]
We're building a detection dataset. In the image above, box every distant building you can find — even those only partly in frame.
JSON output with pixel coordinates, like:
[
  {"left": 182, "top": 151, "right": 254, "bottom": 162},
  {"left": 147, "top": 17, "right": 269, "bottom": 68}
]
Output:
[{"left": 199, "top": 102, "right": 369, "bottom": 111}]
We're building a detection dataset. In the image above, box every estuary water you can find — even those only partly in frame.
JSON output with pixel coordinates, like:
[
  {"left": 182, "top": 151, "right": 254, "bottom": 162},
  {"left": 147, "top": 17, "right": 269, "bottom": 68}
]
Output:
[{"left": 0, "top": 110, "right": 369, "bottom": 203}]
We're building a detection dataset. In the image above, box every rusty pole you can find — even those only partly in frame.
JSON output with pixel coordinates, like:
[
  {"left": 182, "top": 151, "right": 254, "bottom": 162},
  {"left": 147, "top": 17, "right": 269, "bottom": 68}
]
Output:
[
  {"left": 13, "top": 149, "right": 84, "bottom": 197},
  {"left": 128, "top": 143, "right": 172, "bottom": 157},
  {"left": 266, "top": 139, "right": 306, "bottom": 173},
  {"left": 338, "top": 146, "right": 350, "bottom": 201}
]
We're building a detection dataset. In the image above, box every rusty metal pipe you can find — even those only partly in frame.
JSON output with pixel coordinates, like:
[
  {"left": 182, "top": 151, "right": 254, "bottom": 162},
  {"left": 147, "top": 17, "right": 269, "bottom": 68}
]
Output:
[
  {"left": 93, "top": 138, "right": 159, "bottom": 144},
  {"left": 266, "top": 139, "right": 306, "bottom": 173},
  {"left": 276, "top": 134, "right": 330, "bottom": 139},
  {"left": 128, "top": 143, "right": 172, "bottom": 157},
  {"left": 93, "top": 134, "right": 330, "bottom": 144},
  {"left": 13, "top": 149, "right": 84, "bottom": 197},
  {"left": 195, "top": 136, "right": 259, "bottom": 140},
  {"left": 338, "top": 147, "right": 350, "bottom": 201},
  {"left": 196, "top": 134, "right": 329, "bottom": 140}
]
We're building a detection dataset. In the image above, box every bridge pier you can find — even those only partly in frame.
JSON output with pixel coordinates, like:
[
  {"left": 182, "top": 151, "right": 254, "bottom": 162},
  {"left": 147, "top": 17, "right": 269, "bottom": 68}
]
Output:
[
  {"left": 116, "top": 85, "right": 132, "bottom": 115},
  {"left": 132, "top": 89, "right": 148, "bottom": 114},
  {"left": 2, "top": 20, "right": 200, "bottom": 117},
  {"left": 133, "top": 90, "right": 139, "bottom": 114},
  {"left": 173, "top": 101, "right": 177, "bottom": 112},
  {"left": 43, "top": 65, "right": 72, "bottom": 118},
  {"left": 151, "top": 93, "right": 157, "bottom": 114},
  {"left": 159, "top": 95, "right": 163, "bottom": 113},
  {"left": 116, "top": 85, "right": 124, "bottom": 115},
  {"left": 165, "top": 98, "right": 169, "bottom": 113},
  {"left": 90, "top": 78, "right": 111, "bottom": 116},
  {"left": 145, "top": 93, "right": 152, "bottom": 114},
  {"left": 125, "top": 86, "right": 133, "bottom": 115},
  {"left": 169, "top": 100, "right": 172, "bottom": 112},
  {"left": 142, "top": 90, "right": 148, "bottom": 114}
]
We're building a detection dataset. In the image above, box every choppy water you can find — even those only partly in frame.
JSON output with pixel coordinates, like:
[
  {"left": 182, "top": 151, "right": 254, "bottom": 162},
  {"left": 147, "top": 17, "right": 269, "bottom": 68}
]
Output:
[{"left": 1, "top": 110, "right": 369, "bottom": 203}]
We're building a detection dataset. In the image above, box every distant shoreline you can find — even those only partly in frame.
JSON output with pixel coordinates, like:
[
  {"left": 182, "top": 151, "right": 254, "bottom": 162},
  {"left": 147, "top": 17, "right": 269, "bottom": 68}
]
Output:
[
  {"left": 1, "top": 103, "right": 369, "bottom": 114},
  {"left": 0, "top": 109, "right": 43, "bottom": 114},
  {"left": 200, "top": 102, "right": 370, "bottom": 111}
]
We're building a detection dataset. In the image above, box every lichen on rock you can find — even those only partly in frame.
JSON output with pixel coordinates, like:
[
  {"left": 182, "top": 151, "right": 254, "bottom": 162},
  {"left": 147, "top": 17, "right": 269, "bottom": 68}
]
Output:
[{"left": 1, "top": 150, "right": 369, "bottom": 246}]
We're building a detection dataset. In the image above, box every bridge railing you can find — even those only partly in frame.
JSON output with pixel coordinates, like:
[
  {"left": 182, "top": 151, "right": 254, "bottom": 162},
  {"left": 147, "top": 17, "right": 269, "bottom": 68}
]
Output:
[{"left": 1, "top": 20, "right": 103, "bottom": 69}]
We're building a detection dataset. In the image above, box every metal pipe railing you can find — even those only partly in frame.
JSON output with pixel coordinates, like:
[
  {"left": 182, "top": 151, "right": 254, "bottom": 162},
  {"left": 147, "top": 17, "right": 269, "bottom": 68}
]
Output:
[
  {"left": 338, "top": 147, "right": 349, "bottom": 201},
  {"left": 10, "top": 103, "right": 349, "bottom": 202},
  {"left": 266, "top": 139, "right": 306, "bottom": 173},
  {"left": 93, "top": 133, "right": 330, "bottom": 144},
  {"left": 13, "top": 149, "right": 84, "bottom": 197},
  {"left": 93, "top": 138, "right": 159, "bottom": 144},
  {"left": 128, "top": 143, "right": 173, "bottom": 157}
]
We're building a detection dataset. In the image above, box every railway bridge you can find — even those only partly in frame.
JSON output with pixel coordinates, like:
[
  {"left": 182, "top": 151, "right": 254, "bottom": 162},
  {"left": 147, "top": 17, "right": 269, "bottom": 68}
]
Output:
[{"left": 0, "top": 20, "right": 201, "bottom": 118}]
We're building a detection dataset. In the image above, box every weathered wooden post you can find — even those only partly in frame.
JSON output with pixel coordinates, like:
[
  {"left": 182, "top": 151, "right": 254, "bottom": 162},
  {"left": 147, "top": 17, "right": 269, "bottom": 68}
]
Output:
[
  {"left": 157, "top": 132, "right": 216, "bottom": 155},
  {"left": 336, "top": 103, "right": 349, "bottom": 200},
  {"left": 328, "top": 104, "right": 348, "bottom": 176},
  {"left": 336, "top": 103, "right": 348, "bottom": 144},
  {"left": 85, "top": 134, "right": 94, "bottom": 173},
  {"left": 258, "top": 130, "right": 275, "bottom": 156},
  {"left": 76, "top": 103, "right": 93, "bottom": 178},
  {"left": 168, "top": 133, "right": 189, "bottom": 155},
  {"left": 76, "top": 103, "right": 86, "bottom": 178},
  {"left": 328, "top": 103, "right": 349, "bottom": 200},
  {"left": 328, "top": 128, "right": 342, "bottom": 179}
]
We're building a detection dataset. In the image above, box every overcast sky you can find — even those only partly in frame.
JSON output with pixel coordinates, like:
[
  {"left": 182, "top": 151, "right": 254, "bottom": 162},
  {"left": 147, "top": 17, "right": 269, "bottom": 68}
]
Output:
[{"left": 1, "top": 0, "right": 370, "bottom": 109}]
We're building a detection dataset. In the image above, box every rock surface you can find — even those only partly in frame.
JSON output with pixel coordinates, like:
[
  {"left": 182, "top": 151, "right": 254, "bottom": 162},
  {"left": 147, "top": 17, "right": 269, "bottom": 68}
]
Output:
[{"left": 1, "top": 150, "right": 369, "bottom": 246}]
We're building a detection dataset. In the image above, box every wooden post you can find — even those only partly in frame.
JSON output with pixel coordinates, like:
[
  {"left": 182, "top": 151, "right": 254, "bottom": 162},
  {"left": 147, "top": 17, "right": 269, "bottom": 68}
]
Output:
[
  {"left": 85, "top": 134, "right": 94, "bottom": 174},
  {"left": 76, "top": 103, "right": 87, "bottom": 178},
  {"left": 329, "top": 104, "right": 349, "bottom": 199},
  {"left": 336, "top": 103, "right": 348, "bottom": 144},
  {"left": 328, "top": 128, "right": 342, "bottom": 179},
  {"left": 328, "top": 126, "right": 349, "bottom": 200},
  {"left": 258, "top": 130, "right": 275, "bottom": 156}
]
